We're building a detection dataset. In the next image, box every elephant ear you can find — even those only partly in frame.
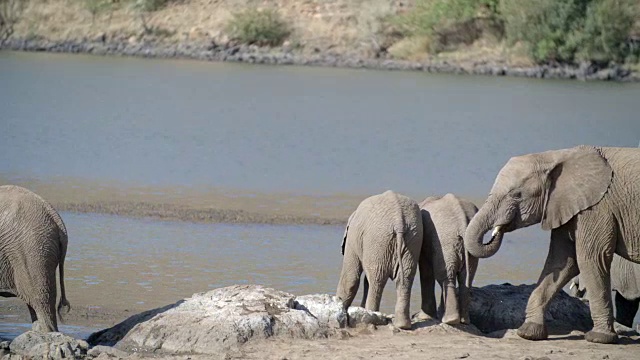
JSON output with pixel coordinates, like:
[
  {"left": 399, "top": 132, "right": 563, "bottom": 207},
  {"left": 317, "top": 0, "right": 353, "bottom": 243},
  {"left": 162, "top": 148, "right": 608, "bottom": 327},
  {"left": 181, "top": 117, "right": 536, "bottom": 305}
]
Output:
[
  {"left": 541, "top": 146, "right": 613, "bottom": 231},
  {"left": 341, "top": 212, "right": 355, "bottom": 255}
]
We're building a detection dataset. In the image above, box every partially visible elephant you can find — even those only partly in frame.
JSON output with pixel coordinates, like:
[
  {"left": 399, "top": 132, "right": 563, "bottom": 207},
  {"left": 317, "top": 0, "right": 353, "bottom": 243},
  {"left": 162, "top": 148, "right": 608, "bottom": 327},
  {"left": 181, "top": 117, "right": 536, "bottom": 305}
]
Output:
[
  {"left": 464, "top": 146, "right": 640, "bottom": 344},
  {"left": 570, "top": 254, "right": 640, "bottom": 329},
  {"left": 336, "top": 190, "right": 423, "bottom": 329},
  {"left": 417, "top": 193, "right": 479, "bottom": 325},
  {"left": 0, "top": 185, "right": 71, "bottom": 332}
]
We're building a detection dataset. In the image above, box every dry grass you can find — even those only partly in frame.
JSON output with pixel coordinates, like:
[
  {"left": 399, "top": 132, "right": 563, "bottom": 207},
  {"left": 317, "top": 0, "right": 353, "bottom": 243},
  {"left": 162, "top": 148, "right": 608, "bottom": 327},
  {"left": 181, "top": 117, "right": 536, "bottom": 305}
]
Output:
[
  {"left": 13, "top": 0, "right": 406, "bottom": 54},
  {"left": 434, "top": 38, "right": 534, "bottom": 67}
]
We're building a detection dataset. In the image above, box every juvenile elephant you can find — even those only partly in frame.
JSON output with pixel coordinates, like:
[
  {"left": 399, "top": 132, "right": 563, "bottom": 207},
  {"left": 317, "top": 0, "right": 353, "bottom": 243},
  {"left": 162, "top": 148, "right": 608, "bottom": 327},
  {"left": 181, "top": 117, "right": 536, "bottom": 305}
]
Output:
[
  {"left": 570, "top": 255, "right": 640, "bottom": 329},
  {"left": 337, "top": 190, "right": 423, "bottom": 329},
  {"left": 418, "top": 193, "right": 479, "bottom": 325},
  {"left": 464, "top": 146, "right": 640, "bottom": 343},
  {"left": 0, "top": 185, "right": 71, "bottom": 332}
]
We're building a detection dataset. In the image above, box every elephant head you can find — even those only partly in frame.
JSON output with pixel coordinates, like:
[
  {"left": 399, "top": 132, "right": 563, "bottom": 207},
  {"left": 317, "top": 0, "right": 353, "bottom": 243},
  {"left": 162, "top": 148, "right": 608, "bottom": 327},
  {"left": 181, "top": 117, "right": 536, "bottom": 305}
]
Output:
[{"left": 464, "top": 146, "right": 613, "bottom": 258}]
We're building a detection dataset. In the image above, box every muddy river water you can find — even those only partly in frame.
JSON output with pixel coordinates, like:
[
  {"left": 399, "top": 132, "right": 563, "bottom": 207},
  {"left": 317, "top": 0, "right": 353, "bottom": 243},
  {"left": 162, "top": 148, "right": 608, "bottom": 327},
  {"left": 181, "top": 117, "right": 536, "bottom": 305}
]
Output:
[{"left": 1, "top": 51, "right": 639, "bottom": 339}]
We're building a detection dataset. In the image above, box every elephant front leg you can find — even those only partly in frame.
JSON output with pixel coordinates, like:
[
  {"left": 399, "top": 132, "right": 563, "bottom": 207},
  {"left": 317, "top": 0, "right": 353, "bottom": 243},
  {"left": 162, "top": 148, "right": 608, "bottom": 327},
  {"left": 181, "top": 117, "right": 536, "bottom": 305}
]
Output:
[
  {"left": 574, "top": 214, "right": 618, "bottom": 344},
  {"left": 517, "top": 228, "right": 579, "bottom": 341}
]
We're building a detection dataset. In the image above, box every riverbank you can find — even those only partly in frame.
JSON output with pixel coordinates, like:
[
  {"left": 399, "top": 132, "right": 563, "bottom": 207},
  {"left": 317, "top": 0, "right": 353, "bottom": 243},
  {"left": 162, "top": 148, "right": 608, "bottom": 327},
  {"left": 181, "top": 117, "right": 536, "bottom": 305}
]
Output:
[
  {"left": 3, "top": 37, "right": 639, "bottom": 82},
  {"left": 3, "top": 0, "right": 639, "bottom": 82}
]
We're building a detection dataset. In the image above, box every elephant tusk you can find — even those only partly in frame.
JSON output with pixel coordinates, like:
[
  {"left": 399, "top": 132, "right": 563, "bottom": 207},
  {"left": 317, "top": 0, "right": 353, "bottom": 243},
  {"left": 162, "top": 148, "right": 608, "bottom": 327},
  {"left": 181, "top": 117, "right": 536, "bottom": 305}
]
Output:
[
  {"left": 491, "top": 225, "right": 502, "bottom": 237},
  {"left": 570, "top": 282, "right": 576, "bottom": 290}
]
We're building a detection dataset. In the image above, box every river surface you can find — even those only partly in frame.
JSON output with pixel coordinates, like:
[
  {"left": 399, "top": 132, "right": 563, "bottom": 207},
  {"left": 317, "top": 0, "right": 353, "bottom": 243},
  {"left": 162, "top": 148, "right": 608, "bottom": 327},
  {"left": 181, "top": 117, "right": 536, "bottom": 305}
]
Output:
[{"left": 1, "top": 51, "right": 640, "bottom": 338}]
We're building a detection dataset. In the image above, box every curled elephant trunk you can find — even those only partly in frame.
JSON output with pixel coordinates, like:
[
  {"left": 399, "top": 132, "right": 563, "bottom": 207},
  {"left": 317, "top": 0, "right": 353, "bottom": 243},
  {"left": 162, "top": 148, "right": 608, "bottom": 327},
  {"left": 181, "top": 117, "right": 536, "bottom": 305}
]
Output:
[{"left": 464, "top": 205, "right": 504, "bottom": 259}]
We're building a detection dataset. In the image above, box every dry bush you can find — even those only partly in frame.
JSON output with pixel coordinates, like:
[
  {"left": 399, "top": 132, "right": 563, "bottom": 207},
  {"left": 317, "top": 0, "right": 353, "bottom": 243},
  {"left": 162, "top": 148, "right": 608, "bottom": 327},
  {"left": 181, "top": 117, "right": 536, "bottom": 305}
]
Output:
[{"left": 0, "top": 0, "right": 26, "bottom": 44}]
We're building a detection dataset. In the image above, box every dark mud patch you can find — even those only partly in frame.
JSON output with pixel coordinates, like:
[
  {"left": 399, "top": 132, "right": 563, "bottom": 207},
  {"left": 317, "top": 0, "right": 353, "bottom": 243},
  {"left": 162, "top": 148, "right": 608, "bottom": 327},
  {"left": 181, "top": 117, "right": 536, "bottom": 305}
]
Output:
[{"left": 57, "top": 201, "right": 345, "bottom": 226}]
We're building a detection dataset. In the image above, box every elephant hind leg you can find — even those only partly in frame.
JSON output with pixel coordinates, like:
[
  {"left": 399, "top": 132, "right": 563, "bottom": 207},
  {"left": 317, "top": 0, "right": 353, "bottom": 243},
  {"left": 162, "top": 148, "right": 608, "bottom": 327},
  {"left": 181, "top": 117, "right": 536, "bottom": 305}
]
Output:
[
  {"left": 363, "top": 270, "right": 386, "bottom": 312},
  {"left": 336, "top": 252, "right": 362, "bottom": 310},
  {"left": 393, "top": 269, "right": 415, "bottom": 330},
  {"left": 23, "top": 266, "right": 59, "bottom": 333},
  {"left": 614, "top": 291, "right": 639, "bottom": 328},
  {"left": 360, "top": 275, "right": 369, "bottom": 308},
  {"left": 28, "top": 299, "right": 58, "bottom": 332}
]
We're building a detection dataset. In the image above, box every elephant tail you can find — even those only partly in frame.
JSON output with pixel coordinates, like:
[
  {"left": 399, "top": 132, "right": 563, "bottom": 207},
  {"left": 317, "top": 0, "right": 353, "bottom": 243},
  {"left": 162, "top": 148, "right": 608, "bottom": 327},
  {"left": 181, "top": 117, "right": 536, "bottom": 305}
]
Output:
[
  {"left": 393, "top": 229, "right": 406, "bottom": 287},
  {"left": 57, "top": 228, "right": 71, "bottom": 321}
]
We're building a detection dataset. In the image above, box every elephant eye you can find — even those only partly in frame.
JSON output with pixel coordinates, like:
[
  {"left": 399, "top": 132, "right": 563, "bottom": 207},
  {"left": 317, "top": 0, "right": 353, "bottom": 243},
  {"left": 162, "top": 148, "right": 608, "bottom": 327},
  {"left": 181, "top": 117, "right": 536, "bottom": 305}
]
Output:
[{"left": 512, "top": 191, "right": 522, "bottom": 199}]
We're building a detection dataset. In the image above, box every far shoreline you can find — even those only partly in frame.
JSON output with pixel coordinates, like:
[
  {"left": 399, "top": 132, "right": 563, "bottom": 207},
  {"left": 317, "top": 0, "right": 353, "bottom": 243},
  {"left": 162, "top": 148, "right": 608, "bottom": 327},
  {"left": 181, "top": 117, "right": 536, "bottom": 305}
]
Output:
[{"left": 2, "top": 37, "right": 639, "bottom": 83}]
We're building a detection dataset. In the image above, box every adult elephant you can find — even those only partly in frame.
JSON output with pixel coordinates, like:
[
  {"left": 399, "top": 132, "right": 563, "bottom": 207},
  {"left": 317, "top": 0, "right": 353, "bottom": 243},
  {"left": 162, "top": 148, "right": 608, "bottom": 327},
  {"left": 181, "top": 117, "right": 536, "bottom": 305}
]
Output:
[
  {"left": 337, "top": 190, "right": 423, "bottom": 330},
  {"left": 418, "top": 194, "right": 479, "bottom": 325},
  {"left": 570, "top": 255, "right": 640, "bottom": 329},
  {"left": 0, "top": 185, "right": 71, "bottom": 332},
  {"left": 464, "top": 145, "right": 640, "bottom": 344}
]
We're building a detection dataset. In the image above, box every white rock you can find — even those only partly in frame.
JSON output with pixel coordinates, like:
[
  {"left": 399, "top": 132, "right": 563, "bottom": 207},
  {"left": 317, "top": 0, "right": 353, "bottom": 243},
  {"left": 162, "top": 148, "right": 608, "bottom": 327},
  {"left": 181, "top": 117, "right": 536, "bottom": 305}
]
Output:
[{"left": 88, "top": 285, "right": 395, "bottom": 356}]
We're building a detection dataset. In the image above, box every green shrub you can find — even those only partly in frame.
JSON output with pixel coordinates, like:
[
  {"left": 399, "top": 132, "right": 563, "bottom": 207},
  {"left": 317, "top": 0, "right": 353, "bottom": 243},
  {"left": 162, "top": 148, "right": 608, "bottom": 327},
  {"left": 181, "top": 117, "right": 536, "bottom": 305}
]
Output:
[
  {"left": 393, "top": 0, "right": 501, "bottom": 37},
  {"left": 225, "top": 8, "right": 290, "bottom": 47},
  {"left": 576, "top": 0, "right": 638, "bottom": 64},
  {"left": 500, "top": 0, "right": 638, "bottom": 65}
]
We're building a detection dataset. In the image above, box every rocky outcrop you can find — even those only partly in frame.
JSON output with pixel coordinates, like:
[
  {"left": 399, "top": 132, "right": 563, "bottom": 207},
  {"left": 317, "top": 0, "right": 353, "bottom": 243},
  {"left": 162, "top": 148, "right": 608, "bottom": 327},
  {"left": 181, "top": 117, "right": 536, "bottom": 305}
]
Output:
[
  {"left": 88, "top": 285, "right": 385, "bottom": 355},
  {"left": 0, "top": 283, "right": 611, "bottom": 358},
  {"left": 1, "top": 38, "right": 637, "bottom": 82},
  {"left": 469, "top": 283, "right": 593, "bottom": 334},
  {"left": 7, "top": 331, "right": 89, "bottom": 359}
]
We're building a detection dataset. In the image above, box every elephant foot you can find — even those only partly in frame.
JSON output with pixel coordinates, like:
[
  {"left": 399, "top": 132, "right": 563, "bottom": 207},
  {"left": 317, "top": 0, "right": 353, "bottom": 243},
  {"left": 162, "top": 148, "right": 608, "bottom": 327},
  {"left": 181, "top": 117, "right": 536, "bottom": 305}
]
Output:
[
  {"left": 413, "top": 310, "right": 436, "bottom": 321},
  {"left": 517, "top": 322, "right": 548, "bottom": 341},
  {"left": 585, "top": 330, "right": 618, "bottom": 344},
  {"left": 442, "top": 312, "right": 461, "bottom": 325},
  {"left": 393, "top": 317, "right": 413, "bottom": 330}
]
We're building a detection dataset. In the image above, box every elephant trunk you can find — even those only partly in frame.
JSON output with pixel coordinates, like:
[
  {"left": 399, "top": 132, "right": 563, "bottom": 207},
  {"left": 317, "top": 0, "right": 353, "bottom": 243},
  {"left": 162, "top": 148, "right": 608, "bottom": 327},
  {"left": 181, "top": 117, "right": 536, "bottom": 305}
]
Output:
[{"left": 464, "top": 201, "right": 504, "bottom": 259}]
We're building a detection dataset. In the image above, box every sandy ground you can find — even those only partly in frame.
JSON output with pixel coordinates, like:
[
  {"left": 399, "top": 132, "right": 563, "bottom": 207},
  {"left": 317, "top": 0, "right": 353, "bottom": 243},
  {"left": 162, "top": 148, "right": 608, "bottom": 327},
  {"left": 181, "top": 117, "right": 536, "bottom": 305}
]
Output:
[{"left": 2, "top": 297, "right": 640, "bottom": 359}]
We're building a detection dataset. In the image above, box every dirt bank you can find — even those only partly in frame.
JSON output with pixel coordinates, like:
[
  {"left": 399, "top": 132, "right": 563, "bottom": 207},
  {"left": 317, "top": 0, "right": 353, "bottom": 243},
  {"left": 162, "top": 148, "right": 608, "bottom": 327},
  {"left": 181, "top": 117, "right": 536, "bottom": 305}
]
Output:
[{"left": 2, "top": 0, "right": 638, "bottom": 82}]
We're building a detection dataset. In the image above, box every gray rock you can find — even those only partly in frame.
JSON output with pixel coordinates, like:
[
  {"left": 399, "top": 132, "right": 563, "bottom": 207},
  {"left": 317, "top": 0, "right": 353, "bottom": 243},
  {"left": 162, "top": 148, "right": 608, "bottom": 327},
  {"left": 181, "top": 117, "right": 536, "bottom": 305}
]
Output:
[
  {"left": 87, "top": 345, "right": 128, "bottom": 359},
  {"left": 347, "top": 307, "right": 391, "bottom": 327},
  {"left": 469, "top": 283, "right": 593, "bottom": 334},
  {"left": 9, "top": 331, "right": 88, "bottom": 359}
]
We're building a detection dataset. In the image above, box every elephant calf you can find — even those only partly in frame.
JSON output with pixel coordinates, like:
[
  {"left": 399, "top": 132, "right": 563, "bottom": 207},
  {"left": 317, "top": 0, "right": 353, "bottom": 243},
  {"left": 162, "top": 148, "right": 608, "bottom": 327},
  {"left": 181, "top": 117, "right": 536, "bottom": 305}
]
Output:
[
  {"left": 570, "top": 254, "right": 640, "bottom": 329},
  {"left": 336, "top": 190, "right": 423, "bottom": 329},
  {"left": 0, "top": 185, "right": 71, "bottom": 332},
  {"left": 418, "top": 193, "right": 479, "bottom": 325}
]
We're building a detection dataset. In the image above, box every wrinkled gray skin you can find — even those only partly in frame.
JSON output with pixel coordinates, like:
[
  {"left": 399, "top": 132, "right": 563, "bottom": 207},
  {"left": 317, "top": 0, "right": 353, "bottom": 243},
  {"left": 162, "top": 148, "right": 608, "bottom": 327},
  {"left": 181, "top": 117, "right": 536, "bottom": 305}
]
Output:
[
  {"left": 416, "top": 193, "right": 479, "bottom": 325},
  {"left": 336, "top": 190, "right": 423, "bottom": 330},
  {"left": 570, "top": 254, "right": 640, "bottom": 328},
  {"left": 464, "top": 146, "right": 640, "bottom": 344},
  {"left": 0, "top": 185, "right": 71, "bottom": 332}
]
